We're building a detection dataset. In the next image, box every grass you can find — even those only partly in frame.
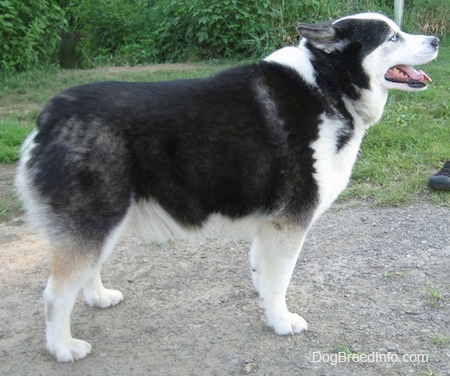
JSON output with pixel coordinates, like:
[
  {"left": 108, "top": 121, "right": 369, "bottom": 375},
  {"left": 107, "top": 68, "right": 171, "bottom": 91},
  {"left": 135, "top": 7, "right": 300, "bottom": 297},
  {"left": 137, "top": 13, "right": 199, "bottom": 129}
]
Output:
[
  {"left": 424, "top": 285, "right": 442, "bottom": 307},
  {"left": 0, "top": 39, "right": 449, "bottom": 207},
  {"left": 383, "top": 270, "right": 405, "bottom": 279},
  {"left": 429, "top": 333, "right": 450, "bottom": 346},
  {"left": 330, "top": 343, "right": 356, "bottom": 355},
  {"left": 419, "top": 369, "right": 437, "bottom": 376},
  {"left": 0, "top": 121, "right": 34, "bottom": 163}
]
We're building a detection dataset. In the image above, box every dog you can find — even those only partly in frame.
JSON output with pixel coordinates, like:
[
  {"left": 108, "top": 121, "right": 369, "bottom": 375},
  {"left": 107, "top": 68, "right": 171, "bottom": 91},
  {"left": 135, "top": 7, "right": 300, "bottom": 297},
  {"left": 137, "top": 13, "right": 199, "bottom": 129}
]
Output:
[{"left": 16, "top": 13, "right": 439, "bottom": 362}]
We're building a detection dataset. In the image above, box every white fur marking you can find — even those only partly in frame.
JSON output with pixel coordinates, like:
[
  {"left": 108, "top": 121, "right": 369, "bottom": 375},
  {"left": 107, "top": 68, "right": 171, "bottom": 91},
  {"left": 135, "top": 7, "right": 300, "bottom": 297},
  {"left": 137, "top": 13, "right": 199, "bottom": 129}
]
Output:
[
  {"left": 264, "top": 43, "right": 317, "bottom": 87},
  {"left": 333, "top": 12, "right": 399, "bottom": 30},
  {"left": 310, "top": 114, "right": 365, "bottom": 222}
]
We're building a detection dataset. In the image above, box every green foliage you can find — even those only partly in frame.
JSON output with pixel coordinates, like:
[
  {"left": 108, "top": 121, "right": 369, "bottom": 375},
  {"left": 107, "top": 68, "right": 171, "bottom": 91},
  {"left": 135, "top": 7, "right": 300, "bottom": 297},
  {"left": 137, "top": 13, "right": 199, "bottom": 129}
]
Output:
[
  {"left": 146, "top": 0, "right": 283, "bottom": 62},
  {"left": 63, "top": 0, "right": 398, "bottom": 65},
  {"left": 69, "top": 0, "right": 449, "bottom": 66},
  {"left": 0, "top": 0, "right": 67, "bottom": 71},
  {"left": 2, "top": 0, "right": 448, "bottom": 70},
  {"left": 68, "top": 0, "right": 154, "bottom": 66}
]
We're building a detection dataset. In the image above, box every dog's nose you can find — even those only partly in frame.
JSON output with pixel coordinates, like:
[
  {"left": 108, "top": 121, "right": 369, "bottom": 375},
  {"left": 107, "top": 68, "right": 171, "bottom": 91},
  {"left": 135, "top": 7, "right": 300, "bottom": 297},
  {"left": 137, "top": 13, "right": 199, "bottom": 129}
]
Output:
[{"left": 430, "top": 37, "right": 440, "bottom": 48}]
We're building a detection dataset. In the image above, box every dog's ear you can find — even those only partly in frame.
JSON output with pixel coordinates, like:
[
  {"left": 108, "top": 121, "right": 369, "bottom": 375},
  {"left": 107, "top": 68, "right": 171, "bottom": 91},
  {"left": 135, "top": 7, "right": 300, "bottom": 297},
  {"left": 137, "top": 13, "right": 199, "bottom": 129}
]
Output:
[{"left": 297, "top": 21, "right": 343, "bottom": 54}]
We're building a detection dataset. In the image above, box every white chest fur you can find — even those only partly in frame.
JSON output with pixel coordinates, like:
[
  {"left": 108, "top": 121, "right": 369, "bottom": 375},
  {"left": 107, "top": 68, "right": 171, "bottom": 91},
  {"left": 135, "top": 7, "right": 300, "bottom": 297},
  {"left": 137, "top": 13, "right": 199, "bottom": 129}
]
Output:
[{"left": 310, "top": 115, "right": 366, "bottom": 223}]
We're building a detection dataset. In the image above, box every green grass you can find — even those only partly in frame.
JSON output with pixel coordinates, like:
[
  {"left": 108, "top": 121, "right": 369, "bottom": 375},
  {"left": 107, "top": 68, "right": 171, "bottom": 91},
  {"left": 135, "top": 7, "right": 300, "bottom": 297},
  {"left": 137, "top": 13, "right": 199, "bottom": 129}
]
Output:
[
  {"left": 429, "top": 333, "right": 450, "bottom": 346},
  {"left": 0, "top": 40, "right": 449, "bottom": 206},
  {"left": 330, "top": 343, "right": 356, "bottom": 355},
  {"left": 383, "top": 270, "right": 405, "bottom": 279},
  {"left": 425, "top": 285, "right": 442, "bottom": 308},
  {"left": 0, "top": 121, "right": 35, "bottom": 163}
]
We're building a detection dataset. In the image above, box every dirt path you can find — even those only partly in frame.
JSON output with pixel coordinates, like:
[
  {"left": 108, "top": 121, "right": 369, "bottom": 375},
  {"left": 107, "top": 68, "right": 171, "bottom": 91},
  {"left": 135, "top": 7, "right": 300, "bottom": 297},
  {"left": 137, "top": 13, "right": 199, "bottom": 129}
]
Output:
[{"left": 0, "top": 163, "right": 449, "bottom": 375}]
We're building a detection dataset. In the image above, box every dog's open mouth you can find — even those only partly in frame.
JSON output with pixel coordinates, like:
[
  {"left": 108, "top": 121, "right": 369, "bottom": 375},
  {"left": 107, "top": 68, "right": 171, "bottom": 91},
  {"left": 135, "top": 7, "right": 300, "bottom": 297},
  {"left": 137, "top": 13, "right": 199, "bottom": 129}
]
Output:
[{"left": 385, "top": 65, "right": 432, "bottom": 88}]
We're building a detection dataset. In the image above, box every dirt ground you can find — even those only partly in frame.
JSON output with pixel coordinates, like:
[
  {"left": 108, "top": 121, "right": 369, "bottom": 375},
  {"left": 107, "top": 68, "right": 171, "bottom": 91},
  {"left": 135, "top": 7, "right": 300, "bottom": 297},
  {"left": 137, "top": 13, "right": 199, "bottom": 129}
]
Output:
[{"left": 0, "top": 163, "right": 449, "bottom": 376}]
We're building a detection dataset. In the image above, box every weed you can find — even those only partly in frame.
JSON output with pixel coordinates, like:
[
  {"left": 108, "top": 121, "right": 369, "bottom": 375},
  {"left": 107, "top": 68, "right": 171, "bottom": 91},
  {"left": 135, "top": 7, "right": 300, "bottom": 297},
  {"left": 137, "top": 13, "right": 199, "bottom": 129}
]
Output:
[
  {"left": 330, "top": 333, "right": 357, "bottom": 355},
  {"left": 331, "top": 344, "right": 355, "bottom": 355},
  {"left": 429, "top": 333, "right": 450, "bottom": 346},
  {"left": 419, "top": 368, "right": 437, "bottom": 376},
  {"left": 383, "top": 270, "right": 404, "bottom": 279},
  {"left": 425, "top": 285, "right": 442, "bottom": 307}
]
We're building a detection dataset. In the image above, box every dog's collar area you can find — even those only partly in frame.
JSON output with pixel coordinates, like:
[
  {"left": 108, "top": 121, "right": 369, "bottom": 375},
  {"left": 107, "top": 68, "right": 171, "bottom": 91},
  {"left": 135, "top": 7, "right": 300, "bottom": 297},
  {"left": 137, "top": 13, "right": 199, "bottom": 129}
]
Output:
[{"left": 385, "top": 65, "right": 431, "bottom": 88}]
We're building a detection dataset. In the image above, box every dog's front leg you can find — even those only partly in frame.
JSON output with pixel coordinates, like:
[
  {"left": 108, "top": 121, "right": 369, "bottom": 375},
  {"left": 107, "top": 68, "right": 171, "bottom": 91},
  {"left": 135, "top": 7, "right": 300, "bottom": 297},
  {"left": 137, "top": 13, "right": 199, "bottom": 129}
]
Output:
[{"left": 250, "top": 220, "right": 308, "bottom": 335}]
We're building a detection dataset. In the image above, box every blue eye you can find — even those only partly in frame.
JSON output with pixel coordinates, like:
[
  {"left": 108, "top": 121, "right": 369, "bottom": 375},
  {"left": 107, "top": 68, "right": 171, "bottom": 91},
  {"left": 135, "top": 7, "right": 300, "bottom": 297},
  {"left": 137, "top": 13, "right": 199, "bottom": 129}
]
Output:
[{"left": 390, "top": 33, "right": 400, "bottom": 42}]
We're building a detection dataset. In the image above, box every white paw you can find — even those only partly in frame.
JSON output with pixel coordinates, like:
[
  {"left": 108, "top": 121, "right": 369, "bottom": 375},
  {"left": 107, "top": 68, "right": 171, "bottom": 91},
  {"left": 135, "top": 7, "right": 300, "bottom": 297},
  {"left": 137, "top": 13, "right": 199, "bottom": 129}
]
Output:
[
  {"left": 270, "top": 312, "right": 308, "bottom": 335},
  {"left": 49, "top": 338, "right": 92, "bottom": 363},
  {"left": 86, "top": 288, "right": 124, "bottom": 308}
]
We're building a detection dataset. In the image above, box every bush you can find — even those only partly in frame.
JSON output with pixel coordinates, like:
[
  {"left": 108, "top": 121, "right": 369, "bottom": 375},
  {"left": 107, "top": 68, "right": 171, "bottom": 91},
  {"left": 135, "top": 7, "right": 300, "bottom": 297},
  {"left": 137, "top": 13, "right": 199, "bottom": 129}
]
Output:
[
  {"left": 145, "top": 0, "right": 284, "bottom": 62},
  {"left": 69, "top": 0, "right": 154, "bottom": 66},
  {"left": 2, "top": 0, "right": 448, "bottom": 71},
  {"left": 0, "top": 0, "right": 67, "bottom": 71},
  {"left": 74, "top": 0, "right": 398, "bottom": 65}
]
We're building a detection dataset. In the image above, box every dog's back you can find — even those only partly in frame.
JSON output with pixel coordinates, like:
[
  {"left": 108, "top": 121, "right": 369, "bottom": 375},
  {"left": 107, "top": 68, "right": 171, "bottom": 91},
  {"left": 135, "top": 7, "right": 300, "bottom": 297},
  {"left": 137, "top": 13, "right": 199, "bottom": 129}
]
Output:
[{"left": 18, "top": 62, "right": 324, "bottom": 245}]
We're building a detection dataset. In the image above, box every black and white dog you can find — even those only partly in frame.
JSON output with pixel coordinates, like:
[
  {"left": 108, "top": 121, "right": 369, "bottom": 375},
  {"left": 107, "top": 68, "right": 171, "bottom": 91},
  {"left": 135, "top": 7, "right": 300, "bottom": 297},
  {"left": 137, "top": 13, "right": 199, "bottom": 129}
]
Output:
[{"left": 16, "top": 13, "right": 439, "bottom": 362}]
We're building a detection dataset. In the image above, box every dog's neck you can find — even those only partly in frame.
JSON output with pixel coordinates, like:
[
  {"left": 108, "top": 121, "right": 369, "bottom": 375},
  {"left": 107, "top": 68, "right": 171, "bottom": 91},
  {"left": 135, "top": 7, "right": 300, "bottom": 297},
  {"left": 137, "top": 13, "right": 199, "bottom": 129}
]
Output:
[
  {"left": 343, "top": 87, "right": 388, "bottom": 128},
  {"left": 265, "top": 42, "right": 390, "bottom": 129}
]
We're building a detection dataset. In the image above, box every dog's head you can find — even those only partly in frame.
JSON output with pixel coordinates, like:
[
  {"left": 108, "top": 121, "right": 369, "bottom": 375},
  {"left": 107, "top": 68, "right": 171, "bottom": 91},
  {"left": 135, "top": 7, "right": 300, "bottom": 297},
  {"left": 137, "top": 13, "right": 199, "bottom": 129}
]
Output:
[{"left": 298, "top": 13, "right": 439, "bottom": 92}]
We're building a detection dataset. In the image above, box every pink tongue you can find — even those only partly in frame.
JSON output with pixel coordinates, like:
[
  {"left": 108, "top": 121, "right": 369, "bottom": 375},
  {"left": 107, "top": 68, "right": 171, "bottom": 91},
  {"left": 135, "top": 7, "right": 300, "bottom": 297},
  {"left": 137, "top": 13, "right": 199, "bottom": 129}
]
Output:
[{"left": 397, "top": 65, "right": 431, "bottom": 83}]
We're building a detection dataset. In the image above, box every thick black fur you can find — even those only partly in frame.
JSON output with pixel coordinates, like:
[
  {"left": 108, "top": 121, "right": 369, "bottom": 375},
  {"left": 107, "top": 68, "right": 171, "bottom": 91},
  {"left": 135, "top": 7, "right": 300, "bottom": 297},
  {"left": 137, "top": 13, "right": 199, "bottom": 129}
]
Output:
[
  {"left": 28, "top": 62, "right": 324, "bottom": 241},
  {"left": 26, "top": 18, "right": 391, "bottom": 244}
]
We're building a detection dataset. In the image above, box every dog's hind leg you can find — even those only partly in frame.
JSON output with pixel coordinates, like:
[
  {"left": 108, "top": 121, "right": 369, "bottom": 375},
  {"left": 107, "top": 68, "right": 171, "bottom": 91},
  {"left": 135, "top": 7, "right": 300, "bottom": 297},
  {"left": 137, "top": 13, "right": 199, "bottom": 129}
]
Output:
[
  {"left": 45, "top": 219, "right": 127, "bottom": 362},
  {"left": 44, "top": 247, "right": 96, "bottom": 362},
  {"left": 82, "top": 270, "right": 124, "bottom": 308},
  {"left": 82, "top": 221, "right": 128, "bottom": 308},
  {"left": 250, "top": 220, "right": 309, "bottom": 335}
]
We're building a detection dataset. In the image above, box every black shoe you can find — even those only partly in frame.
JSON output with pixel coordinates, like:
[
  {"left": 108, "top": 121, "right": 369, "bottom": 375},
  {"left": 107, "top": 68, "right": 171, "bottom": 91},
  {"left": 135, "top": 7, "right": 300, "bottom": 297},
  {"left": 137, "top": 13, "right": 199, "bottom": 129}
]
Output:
[{"left": 428, "top": 161, "right": 450, "bottom": 190}]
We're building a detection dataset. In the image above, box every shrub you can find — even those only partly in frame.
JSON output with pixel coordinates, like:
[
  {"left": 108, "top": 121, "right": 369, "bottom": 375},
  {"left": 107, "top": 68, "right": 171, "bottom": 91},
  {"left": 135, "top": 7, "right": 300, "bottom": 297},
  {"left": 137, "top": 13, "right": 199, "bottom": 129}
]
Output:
[
  {"left": 67, "top": 0, "right": 154, "bottom": 66},
  {"left": 95, "top": 0, "right": 398, "bottom": 64},
  {"left": 0, "top": 0, "right": 67, "bottom": 71},
  {"left": 2, "top": 0, "right": 448, "bottom": 71},
  {"left": 145, "top": 0, "right": 283, "bottom": 61}
]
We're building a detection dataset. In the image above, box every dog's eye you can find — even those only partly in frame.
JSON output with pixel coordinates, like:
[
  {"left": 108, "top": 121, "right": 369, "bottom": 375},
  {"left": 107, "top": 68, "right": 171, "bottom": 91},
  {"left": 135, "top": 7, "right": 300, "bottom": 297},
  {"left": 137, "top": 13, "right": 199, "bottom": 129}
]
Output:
[{"left": 390, "top": 33, "right": 400, "bottom": 42}]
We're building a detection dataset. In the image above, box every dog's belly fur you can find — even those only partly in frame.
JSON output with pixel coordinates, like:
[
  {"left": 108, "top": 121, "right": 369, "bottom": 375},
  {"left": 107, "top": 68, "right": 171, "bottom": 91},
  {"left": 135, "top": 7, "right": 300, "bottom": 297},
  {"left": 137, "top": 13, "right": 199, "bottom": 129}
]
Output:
[{"left": 127, "top": 200, "right": 266, "bottom": 242}]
